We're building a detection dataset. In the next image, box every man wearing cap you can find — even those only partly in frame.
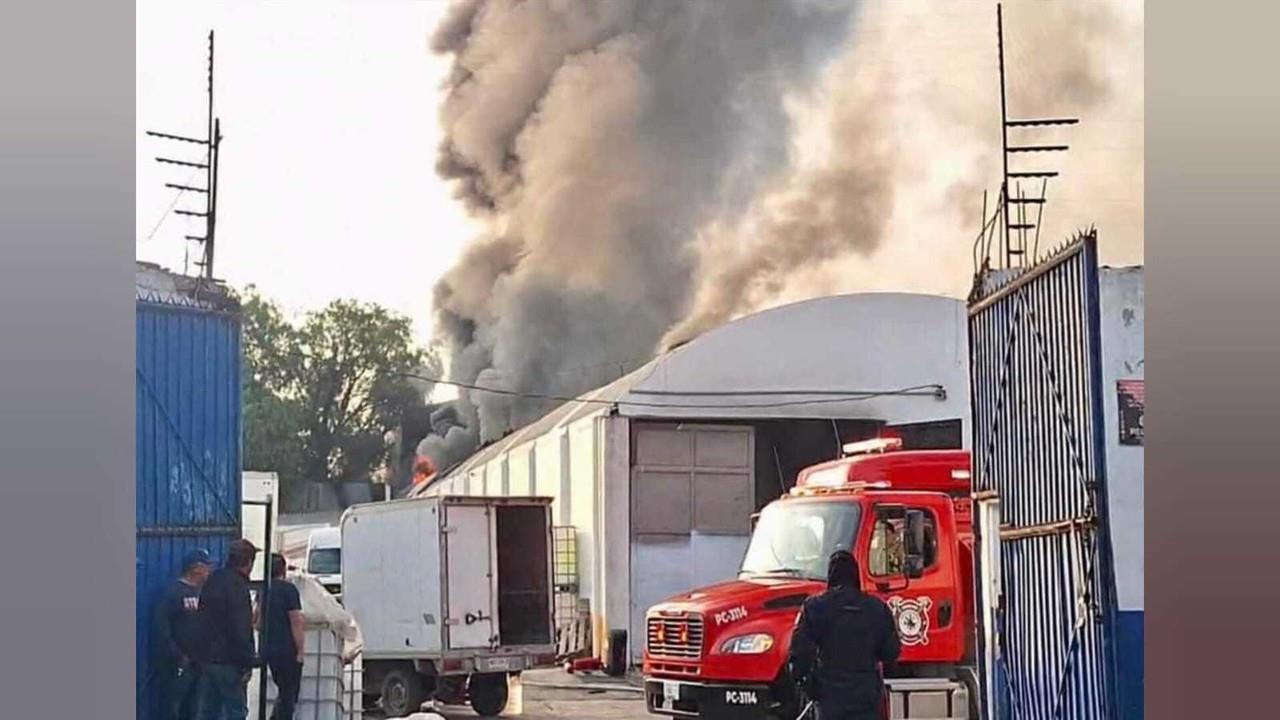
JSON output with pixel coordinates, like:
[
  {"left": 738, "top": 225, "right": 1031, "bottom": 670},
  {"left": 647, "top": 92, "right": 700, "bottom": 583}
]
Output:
[
  {"left": 198, "top": 538, "right": 260, "bottom": 720},
  {"left": 152, "top": 548, "right": 214, "bottom": 720},
  {"left": 788, "top": 550, "right": 902, "bottom": 720}
]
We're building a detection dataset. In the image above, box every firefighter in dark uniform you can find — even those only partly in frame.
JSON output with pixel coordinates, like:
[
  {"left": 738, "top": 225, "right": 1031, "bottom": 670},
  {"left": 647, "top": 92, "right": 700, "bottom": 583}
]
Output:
[{"left": 788, "top": 550, "right": 902, "bottom": 720}]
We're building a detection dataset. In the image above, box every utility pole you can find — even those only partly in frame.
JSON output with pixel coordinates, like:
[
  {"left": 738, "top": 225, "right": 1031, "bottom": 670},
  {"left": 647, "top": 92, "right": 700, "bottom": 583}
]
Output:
[{"left": 146, "top": 30, "right": 222, "bottom": 280}]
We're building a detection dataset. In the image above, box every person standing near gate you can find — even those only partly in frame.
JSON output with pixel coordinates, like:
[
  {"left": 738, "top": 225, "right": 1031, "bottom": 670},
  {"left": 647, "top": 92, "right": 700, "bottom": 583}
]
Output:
[
  {"left": 152, "top": 548, "right": 214, "bottom": 720},
  {"left": 261, "top": 553, "right": 306, "bottom": 720},
  {"left": 788, "top": 550, "right": 902, "bottom": 720},
  {"left": 198, "top": 538, "right": 259, "bottom": 720}
]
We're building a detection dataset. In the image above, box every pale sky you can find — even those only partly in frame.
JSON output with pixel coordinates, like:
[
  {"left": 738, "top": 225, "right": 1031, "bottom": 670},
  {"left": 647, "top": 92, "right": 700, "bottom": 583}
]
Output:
[{"left": 135, "top": 0, "right": 477, "bottom": 345}]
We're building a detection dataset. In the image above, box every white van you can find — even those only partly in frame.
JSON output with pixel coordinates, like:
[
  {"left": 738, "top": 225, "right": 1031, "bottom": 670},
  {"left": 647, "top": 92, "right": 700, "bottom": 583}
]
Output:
[{"left": 304, "top": 526, "right": 342, "bottom": 598}]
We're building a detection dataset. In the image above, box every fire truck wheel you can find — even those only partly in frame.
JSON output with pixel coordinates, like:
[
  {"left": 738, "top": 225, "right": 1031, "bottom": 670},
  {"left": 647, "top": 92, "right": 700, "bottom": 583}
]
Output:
[
  {"left": 381, "top": 667, "right": 428, "bottom": 717},
  {"left": 469, "top": 672, "right": 510, "bottom": 717}
]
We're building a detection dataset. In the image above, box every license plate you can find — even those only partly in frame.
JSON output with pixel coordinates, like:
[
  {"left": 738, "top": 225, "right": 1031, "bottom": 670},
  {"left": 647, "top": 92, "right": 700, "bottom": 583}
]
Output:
[
  {"left": 663, "top": 681, "right": 681, "bottom": 702},
  {"left": 483, "top": 656, "right": 515, "bottom": 671},
  {"left": 724, "top": 689, "right": 760, "bottom": 706}
]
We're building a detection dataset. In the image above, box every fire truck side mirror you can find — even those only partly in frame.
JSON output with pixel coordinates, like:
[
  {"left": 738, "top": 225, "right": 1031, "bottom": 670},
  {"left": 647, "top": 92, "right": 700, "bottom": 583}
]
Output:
[{"left": 904, "top": 510, "right": 926, "bottom": 579}]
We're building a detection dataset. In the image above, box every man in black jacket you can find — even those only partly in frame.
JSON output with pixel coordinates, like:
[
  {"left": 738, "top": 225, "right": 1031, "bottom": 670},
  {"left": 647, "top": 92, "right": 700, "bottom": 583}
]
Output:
[
  {"left": 197, "top": 538, "right": 259, "bottom": 720},
  {"left": 261, "top": 553, "right": 306, "bottom": 720},
  {"left": 152, "top": 548, "right": 214, "bottom": 720},
  {"left": 788, "top": 551, "right": 901, "bottom": 720}
]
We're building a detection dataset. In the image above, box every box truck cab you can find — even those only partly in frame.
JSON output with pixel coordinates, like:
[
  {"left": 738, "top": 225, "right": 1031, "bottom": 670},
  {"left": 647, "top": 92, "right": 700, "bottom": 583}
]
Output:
[
  {"left": 643, "top": 439, "right": 977, "bottom": 720},
  {"left": 305, "top": 526, "right": 342, "bottom": 599}
]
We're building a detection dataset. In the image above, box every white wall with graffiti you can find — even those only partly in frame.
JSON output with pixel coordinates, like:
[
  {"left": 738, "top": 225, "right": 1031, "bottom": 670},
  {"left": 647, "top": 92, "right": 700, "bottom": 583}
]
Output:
[
  {"left": 1099, "top": 265, "right": 1144, "bottom": 718},
  {"left": 1099, "top": 266, "right": 1144, "bottom": 611}
]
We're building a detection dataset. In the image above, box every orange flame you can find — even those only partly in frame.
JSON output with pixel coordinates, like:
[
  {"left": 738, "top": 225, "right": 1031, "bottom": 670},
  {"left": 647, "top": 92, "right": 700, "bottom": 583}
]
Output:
[{"left": 412, "top": 455, "right": 438, "bottom": 488}]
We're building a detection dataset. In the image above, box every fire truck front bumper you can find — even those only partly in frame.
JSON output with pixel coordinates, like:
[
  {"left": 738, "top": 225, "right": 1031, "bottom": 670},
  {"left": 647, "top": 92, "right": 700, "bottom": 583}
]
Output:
[{"left": 645, "top": 678, "right": 773, "bottom": 719}]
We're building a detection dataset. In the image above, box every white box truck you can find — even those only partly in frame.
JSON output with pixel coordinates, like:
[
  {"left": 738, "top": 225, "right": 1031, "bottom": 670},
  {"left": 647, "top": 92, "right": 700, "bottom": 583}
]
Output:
[
  {"left": 340, "top": 495, "right": 557, "bottom": 717},
  {"left": 242, "top": 471, "right": 279, "bottom": 583}
]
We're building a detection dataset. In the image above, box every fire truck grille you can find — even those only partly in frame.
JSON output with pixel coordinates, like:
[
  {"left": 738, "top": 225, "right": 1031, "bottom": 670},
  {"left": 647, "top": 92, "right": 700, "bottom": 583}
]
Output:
[{"left": 647, "top": 616, "right": 704, "bottom": 659}]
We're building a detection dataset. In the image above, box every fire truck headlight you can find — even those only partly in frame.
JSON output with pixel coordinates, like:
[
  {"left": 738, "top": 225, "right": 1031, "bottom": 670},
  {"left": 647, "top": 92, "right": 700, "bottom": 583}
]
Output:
[{"left": 718, "top": 634, "right": 775, "bottom": 655}]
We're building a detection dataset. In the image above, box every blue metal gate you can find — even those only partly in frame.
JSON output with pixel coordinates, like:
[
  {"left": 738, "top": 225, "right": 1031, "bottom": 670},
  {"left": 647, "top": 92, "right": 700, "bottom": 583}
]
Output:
[
  {"left": 136, "top": 290, "right": 243, "bottom": 720},
  {"left": 968, "top": 231, "right": 1119, "bottom": 720}
]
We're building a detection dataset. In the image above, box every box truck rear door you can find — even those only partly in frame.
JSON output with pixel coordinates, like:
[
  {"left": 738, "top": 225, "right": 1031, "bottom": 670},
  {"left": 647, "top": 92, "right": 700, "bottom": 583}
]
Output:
[{"left": 443, "top": 502, "right": 497, "bottom": 649}]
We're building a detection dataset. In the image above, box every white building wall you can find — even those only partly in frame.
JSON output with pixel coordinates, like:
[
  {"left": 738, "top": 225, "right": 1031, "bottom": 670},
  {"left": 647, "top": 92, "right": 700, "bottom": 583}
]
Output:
[
  {"left": 568, "top": 417, "right": 599, "bottom": 603},
  {"left": 484, "top": 459, "right": 504, "bottom": 496},
  {"left": 1099, "top": 267, "right": 1144, "bottom": 612},
  {"left": 599, "top": 415, "right": 631, "bottom": 661},
  {"left": 534, "top": 433, "right": 564, "bottom": 523},
  {"left": 508, "top": 445, "right": 534, "bottom": 496}
]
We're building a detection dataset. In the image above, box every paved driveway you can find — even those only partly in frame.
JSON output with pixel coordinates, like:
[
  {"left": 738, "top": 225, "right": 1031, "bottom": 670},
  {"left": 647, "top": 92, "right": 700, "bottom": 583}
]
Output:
[{"left": 374, "top": 669, "right": 650, "bottom": 720}]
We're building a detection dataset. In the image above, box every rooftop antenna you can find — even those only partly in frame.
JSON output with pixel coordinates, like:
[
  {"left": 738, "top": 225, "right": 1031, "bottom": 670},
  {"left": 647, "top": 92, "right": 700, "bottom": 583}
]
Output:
[
  {"left": 146, "top": 30, "right": 222, "bottom": 280},
  {"left": 991, "top": 3, "right": 1078, "bottom": 270}
]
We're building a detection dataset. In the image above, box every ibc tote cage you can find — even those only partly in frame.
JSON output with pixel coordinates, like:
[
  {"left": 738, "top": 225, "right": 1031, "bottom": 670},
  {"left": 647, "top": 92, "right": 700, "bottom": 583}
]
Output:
[{"left": 553, "top": 526, "right": 592, "bottom": 659}]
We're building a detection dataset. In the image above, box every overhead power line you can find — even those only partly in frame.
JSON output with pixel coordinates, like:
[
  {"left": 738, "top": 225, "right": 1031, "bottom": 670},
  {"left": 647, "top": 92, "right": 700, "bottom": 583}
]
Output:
[{"left": 396, "top": 372, "right": 946, "bottom": 410}]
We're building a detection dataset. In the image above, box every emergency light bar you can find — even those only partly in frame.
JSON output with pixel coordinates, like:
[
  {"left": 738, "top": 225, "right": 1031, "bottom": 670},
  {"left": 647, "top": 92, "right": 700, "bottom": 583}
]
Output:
[
  {"left": 794, "top": 474, "right": 892, "bottom": 492},
  {"left": 841, "top": 437, "right": 903, "bottom": 456},
  {"left": 803, "top": 466, "right": 853, "bottom": 488}
]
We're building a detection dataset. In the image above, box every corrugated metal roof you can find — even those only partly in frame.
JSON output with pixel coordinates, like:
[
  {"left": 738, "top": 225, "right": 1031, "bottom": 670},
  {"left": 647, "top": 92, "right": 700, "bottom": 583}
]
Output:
[
  {"left": 416, "top": 292, "right": 970, "bottom": 494},
  {"left": 410, "top": 360, "right": 651, "bottom": 496}
]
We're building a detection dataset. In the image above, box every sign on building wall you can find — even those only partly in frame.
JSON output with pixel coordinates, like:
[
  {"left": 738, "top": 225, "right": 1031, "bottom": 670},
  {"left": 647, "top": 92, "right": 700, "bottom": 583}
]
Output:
[{"left": 1117, "top": 379, "right": 1144, "bottom": 446}]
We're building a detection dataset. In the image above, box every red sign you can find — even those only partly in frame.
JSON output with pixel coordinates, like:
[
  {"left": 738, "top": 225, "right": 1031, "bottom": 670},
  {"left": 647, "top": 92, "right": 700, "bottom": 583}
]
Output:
[{"left": 1117, "top": 379, "right": 1144, "bottom": 446}]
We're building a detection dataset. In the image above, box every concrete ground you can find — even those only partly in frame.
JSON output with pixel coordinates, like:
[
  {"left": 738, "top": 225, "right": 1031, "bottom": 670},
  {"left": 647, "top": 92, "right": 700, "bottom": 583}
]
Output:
[
  {"left": 433, "top": 685, "right": 647, "bottom": 719},
  {"left": 372, "top": 668, "right": 650, "bottom": 720}
]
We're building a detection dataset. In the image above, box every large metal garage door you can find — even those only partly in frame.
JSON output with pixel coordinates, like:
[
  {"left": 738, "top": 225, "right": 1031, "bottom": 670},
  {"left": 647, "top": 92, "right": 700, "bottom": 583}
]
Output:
[
  {"left": 629, "top": 423, "right": 755, "bottom": 662},
  {"left": 969, "top": 231, "right": 1120, "bottom": 720}
]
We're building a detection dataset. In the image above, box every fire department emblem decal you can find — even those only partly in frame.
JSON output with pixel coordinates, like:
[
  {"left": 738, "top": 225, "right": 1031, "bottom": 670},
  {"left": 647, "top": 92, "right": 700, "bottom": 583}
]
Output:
[{"left": 887, "top": 596, "right": 932, "bottom": 646}]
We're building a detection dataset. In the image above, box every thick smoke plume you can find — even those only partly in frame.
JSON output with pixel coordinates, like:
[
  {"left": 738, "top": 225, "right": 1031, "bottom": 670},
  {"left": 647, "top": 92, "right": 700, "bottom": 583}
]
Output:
[
  {"left": 418, "top": 0, "right": 858, "bottom": 467},
  {"left": 417, "top": 0, "right": 1144, "bottom": 471},
  {"left": 664, "top": 0, "right": 1144, "bottom": 346}
]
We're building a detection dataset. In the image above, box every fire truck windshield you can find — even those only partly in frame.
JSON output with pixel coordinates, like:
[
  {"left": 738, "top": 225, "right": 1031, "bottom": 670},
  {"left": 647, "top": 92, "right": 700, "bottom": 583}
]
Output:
[{"left": 739, "top": 500, "right": 862, "bottom": 581}]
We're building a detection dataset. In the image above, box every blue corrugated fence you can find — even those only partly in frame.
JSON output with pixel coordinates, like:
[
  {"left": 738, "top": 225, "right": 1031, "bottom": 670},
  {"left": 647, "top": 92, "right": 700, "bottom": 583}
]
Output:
[
  {"left": 969, "top": 233, "right": 1124, "bottom": 720},
  {"left": 136, "top": 295, "right": 242, "bottom": 720}
]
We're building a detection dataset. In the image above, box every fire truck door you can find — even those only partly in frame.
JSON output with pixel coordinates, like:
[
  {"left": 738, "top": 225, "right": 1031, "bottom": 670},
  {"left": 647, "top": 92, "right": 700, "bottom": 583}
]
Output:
[{"left": 868, "top": 502, "right": 963, "bottom": 659}]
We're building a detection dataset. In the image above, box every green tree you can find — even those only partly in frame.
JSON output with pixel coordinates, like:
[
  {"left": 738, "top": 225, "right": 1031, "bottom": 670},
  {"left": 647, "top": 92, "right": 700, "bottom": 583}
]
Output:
[
  {"left": 241, "top": 290, "right": 306, "bottom": 494},
  {"left": 238, "top": 288, "right": 438, "bottom": 509}
]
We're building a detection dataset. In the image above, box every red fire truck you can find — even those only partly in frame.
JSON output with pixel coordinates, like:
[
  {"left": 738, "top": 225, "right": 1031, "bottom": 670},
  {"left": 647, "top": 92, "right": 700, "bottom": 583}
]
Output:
[{"left": 642, "top": 438, "right": 977, "bottom": 719}]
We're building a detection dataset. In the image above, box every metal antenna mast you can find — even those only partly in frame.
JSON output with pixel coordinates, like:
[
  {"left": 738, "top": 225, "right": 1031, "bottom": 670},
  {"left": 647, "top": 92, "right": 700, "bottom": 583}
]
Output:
[
  {"left": 995, "top": 3, "right": 1077, "bottom": 269},
  {"left": 146, "top": 30, "right": 222, "bottom": 279}
]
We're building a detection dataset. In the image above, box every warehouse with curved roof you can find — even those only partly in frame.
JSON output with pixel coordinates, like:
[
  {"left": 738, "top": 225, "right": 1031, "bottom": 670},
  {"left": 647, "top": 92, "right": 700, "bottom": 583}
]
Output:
[{"left": 413, "top": 291, "right": 971, "bottom": 662}]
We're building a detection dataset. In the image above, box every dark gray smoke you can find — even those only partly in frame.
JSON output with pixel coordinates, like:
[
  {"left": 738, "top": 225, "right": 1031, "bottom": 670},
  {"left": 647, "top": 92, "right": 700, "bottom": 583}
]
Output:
[
  {"left": 417, "top": 0, "right": 858, "bottom": 467},
  {"left": 664, "top": 0, "right": 1143, "bottom": 346},
  {"left": 418, "top": 0, "right": 1144, "bottom": 470}
]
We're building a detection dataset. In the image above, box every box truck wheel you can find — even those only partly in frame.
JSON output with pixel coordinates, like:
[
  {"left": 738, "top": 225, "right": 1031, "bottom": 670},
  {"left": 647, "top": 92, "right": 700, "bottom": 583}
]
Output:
[
  {"left": 381, "top": 667, "right": 428, "bottom": 717},
  {"left": 468, "top": 672, "right": 509, "bottom": 717}
]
